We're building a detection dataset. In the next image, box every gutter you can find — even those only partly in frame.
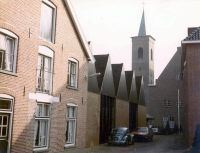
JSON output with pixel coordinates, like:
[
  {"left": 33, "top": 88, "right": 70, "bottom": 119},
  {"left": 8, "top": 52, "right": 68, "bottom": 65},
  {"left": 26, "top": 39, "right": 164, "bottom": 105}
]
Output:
[{"left": 63, "top": 0, "right": 95, "bottom": 63}]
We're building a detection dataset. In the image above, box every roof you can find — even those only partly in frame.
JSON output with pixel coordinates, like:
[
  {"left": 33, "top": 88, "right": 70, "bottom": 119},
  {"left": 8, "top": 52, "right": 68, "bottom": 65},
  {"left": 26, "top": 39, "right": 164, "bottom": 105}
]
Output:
[
  {"left": 94, "top": 54, "right": 109, "bottom": 91},
  {"left": 125, "top": 71, "right": 133, "bottom": 98},
  {"left": 63, "top": 0, "right": 95, "bottom": 63},
  {"left": 138, "top": 10, "right": 146, "bottom": 36},
  {"left": 184, "top": 27, "right": 200, "bottom": 41},
  {"left": 112, "top": 64, "right": 123, "bottom": 95}
]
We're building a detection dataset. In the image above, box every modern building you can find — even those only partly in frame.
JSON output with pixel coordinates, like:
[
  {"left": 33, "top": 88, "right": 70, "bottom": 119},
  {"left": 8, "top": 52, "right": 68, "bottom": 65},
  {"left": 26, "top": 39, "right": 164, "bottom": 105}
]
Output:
[
  {"left": 181, "top": 27, "right": 200, "bottom": 146},
  {"left": 86, "top": 54, "right": 146, "bottom": 147},
  {"left": 131, "top": 9, "right": 155, "bottom": 114},
  {"left": 0, "top": 0, "right": 94, "bottom": 152}
]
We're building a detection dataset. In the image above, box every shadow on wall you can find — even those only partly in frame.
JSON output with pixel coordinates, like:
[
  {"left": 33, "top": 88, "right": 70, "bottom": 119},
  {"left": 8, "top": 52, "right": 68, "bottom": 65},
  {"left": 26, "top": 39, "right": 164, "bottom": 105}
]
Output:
[{"left": 11, "top": 61, "right": 89, "bottom": 153}]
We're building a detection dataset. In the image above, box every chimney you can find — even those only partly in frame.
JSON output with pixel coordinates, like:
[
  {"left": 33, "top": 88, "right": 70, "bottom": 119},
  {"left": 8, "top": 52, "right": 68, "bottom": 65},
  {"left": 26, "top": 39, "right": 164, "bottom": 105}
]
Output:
[{"left": 188, "top": 27, "right": 198, "bottom": 35}]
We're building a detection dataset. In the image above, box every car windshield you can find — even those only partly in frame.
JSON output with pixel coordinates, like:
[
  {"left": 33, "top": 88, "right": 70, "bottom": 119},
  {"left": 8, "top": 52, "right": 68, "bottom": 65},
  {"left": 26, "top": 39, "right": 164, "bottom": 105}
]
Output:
[
  {"left": 135, "top": 128, "right": 148, "bottom": 132},
  {"left": 111, "top": 128, "right": 125, "bottom": 134}
]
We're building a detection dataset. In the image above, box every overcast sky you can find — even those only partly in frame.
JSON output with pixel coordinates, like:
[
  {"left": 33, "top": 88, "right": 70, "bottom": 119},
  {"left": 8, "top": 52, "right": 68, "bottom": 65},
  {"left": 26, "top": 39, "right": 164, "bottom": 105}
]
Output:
[{"left": 71, "top": 0, "right": 200, "bottom": 79}]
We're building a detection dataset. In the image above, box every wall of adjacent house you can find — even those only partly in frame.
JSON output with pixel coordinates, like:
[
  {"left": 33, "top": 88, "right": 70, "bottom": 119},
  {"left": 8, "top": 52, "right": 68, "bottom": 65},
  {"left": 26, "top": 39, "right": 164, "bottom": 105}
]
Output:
[
  {"left": 115, "top": 99, "right": 129, "bottom": 128},
  {"left": 138, "top": 105, "right": 146, "bottom": 127},
  {"left": 0, "top": 0, "right": 89, "bottom": 152},
  {"left": 148, "top": 48, "right": 184, "bottom": 129},
  {"left": 85, "top": 92, "right": 101, "bottom": 148},
  {"left": 183, "top": 44, "right": 200, "bottom": 146}
]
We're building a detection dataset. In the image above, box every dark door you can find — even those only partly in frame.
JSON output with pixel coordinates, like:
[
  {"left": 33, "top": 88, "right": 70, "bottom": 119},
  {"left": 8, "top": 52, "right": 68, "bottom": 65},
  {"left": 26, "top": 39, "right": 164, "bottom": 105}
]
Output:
[
  {"left": 99, "top": 95, "right": 115, "bottom": 144},
  {"left": 0, "top": 113, "right": 9, "bottom": 153},
  {"left": 129, "top": 103, "right": 137, "bottom": 132}
]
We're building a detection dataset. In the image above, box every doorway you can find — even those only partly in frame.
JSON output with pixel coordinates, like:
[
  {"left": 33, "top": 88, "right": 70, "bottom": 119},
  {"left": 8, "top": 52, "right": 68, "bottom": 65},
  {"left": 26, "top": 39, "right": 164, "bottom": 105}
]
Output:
[
  {"left": 0, "top": 94, "right": 14, "bottom": 153},
  {"left": 99, "top": 95, "right": 115, "bottom": 144},
  {"left": 129, "top": 103, "right": 137, "bottom": 132}
]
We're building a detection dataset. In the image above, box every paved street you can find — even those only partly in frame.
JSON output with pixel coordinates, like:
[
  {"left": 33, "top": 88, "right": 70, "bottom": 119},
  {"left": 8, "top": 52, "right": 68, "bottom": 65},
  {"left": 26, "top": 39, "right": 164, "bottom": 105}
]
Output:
[{"left": 64, "top": 135, "right": 189, "bottom": 153}]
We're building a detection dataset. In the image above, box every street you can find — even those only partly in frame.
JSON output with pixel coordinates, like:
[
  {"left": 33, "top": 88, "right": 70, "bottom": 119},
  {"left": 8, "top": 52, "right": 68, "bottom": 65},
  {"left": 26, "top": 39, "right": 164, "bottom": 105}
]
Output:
[{"left": 64, "top": 135, "right": 189, "bottom": 153}]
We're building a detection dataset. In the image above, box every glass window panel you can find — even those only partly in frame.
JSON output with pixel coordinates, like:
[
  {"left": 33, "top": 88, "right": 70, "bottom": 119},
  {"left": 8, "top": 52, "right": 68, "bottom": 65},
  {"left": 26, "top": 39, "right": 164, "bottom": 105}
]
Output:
[
  {"left": 65, "top": 121, "right": 69, "bottom": 142},
  {"left": 36, "top": 104, "right": 42, "bottom": 117},
  {"left": 0, "top": 33, "right": 6, "bottom": 50},
  {"left": 70, "top": 74, "right": 75, "bottom": 87},
  {"left": 0, "top": 99, "right": 11, "bottom": 110},
  {"left": 2, "top": 127, "right": 6, "bottom": 136},
  {"left": 0, "top": 51, "right": 3, "bottom": 69},
  {"left": 0, "top": 116, "right": 2, "bottom": 125},
  {"left": 34, "top": 120, "right": 40, "bottom": 146},
  {"left": 3, "top": 116, "right": 7, "bottom": 125},
  {"left": 69, "top": 107, "right": 74, "bottom": 118},
  {"left": 40, "top": 121, "right": 46, "bottom": 146},
  {"left": 40, "top": 3, "right": 54, "bottom": 42},
  {"left": 43, "top": 105, "right": 49, "bottom": 117}
]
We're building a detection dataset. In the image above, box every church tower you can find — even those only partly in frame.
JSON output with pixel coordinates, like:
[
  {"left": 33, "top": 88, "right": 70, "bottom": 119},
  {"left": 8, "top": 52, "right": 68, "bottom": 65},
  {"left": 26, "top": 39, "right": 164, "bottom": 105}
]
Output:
[{"left": 132, "top": 9, "right": 155, "bottom": 112}]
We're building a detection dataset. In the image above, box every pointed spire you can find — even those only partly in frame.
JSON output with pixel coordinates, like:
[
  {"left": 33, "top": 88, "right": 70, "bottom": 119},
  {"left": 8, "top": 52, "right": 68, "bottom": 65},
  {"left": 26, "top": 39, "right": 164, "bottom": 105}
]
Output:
[{"left": 138, "top": 9, "right": 146, "bottom": 36}]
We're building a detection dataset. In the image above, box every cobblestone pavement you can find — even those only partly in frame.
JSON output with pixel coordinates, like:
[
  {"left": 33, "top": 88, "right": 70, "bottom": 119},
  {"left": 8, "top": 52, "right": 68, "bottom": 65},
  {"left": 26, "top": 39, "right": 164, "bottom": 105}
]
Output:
[{"left": 62, "top": 135, "right": 189, "bottom": 153}]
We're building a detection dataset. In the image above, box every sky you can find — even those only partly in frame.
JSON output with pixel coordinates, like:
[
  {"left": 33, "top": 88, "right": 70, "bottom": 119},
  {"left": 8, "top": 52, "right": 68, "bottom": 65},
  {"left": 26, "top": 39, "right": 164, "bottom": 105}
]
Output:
[{"left": 70, "top": 0, "right": 200, "bottom": 80}]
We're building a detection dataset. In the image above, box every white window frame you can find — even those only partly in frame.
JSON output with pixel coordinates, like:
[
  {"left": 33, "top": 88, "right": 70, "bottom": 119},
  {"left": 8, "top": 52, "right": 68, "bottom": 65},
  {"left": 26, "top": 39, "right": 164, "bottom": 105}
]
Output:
[
  {"left": 163, "top": 117, "right": 168, "bottom": 128},
  {"left": 169, "top": 117, "right": 174, "bottom": 128},
  {"left": 0, "top": 28, "right": 18, "bottom": 74},
  {"left": 39, "top": 0, "right": 56, "bottom": 43},
  {"left": 67, "top": 58, "right": 78, "bottom": 88},
  {"left": 36, "top": 46, "right": 54, "bottom": 95},
  {"left": 33, "top": 103, "right": 51, "bottom": 152},
  {"left": 65, "top": 103, "right": 78, "bottom": 147}
]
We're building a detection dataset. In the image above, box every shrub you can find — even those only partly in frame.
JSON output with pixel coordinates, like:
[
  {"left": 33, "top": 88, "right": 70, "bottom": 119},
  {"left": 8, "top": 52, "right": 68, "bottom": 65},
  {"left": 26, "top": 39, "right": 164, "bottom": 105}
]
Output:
[
  {"left": 192, "top": 123, "right": 200, "bottom": 150},
  {"left": 165, "top": 121, "right": 172, "bottom": 135},
  {"left": 173, "top": 123, "right": 179, "bottom": 134}
]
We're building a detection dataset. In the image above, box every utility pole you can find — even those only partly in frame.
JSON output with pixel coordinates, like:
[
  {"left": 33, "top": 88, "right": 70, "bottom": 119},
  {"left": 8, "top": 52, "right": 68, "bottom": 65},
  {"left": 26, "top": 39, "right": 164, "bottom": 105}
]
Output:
[{"left": 178, "top": 89, "right": 180, "bottom": 133}]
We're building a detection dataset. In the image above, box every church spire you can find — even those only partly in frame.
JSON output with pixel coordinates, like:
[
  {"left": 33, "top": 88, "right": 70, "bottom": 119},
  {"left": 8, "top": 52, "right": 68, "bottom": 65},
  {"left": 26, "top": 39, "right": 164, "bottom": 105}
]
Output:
[{"left": 138, "top": 9, "right": 146, "bottom": 36}]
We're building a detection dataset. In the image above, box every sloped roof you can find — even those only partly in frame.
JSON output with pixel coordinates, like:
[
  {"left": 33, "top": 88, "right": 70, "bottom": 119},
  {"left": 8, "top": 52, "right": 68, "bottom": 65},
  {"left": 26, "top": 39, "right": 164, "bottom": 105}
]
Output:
[
  {"left": 184, "top": 27, "right": 200, "bottom": 41},
  {"left": 138, "top": 10, "right": 146, "bottom": 36},
  {"left": 63, "top": 0, "right": 95, "bottom": 62},
  {"left": 135, "top": 76, "right": 146, "bottom": 106},
  {"left": 88, "top": 61, "right": 99, "bottom": 93},
  {"left": 94, "top": 54, "right": 109, "bottom": 91},
  {"left": 112, "top": 64, "right": 123, "bottom": 95},
  {"left": 125, "top": 71, "right": 133, "bottom": 98}
]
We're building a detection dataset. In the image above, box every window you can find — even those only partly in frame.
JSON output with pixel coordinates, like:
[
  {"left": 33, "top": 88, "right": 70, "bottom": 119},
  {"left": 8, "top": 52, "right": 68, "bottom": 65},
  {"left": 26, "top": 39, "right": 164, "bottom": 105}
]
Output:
[
  {"left": 0, "top": 115, "right": 8, "bottom": 137},
  {"left": 36, "top": 46, "right": 54, "bottom": 95},
  {"left": 65, "top": 104, "right": 77, "bottom": 146},
  {"left": 40, "top": 0, "right": 56, "bottom": 43},
  {"left": 169, "top": 117, "right": 174, "bottom": 128},
  {"left": 151, "top": 49, "right": 153, "bottom": 60},
  {"left": 34, "top": 103, "right": 50, "bottom": 150},
  {"left": 163, "top": 117, "right": 168, "bottom": 128},
  {"left": 0, "top": 28, "right": 18, "bottom": 73},
  {"left": 138, "top": 47, "right": 143, "bottom": 58},
  {"left": 67, "top": 58, "right": 78, "bottom": 88},
  {"left": 163, "top": 100, "right": 170, "bottom": 107},
  {"left": 176, "top": 101, "right": 183, "bottom": 107}
]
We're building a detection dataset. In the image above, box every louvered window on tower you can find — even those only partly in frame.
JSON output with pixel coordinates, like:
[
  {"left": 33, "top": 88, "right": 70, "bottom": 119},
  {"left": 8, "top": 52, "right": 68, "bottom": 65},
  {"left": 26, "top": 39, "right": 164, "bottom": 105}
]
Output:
[{"left": 138, "top": 47, "right": 143, "bottom": 58}]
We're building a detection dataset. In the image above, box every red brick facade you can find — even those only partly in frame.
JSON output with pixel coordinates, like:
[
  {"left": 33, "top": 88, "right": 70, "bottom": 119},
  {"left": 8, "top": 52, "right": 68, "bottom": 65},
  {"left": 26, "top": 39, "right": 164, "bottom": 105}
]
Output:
[{"left": 0, "top": 0, "right": 91, "bottom": 152}]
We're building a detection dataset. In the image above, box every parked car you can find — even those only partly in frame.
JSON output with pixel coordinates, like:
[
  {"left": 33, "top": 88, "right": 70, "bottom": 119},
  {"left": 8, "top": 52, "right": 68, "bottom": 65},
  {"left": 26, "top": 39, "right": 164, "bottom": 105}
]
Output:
[
  {"left": 152, "top": 128, "right": 160, "bottom": 135},
  {"left": 108, "top": 127, "right": 134, "bottom": 146},
  {"left": 131, "top": 127, "right": 154, "bottom": 142}
]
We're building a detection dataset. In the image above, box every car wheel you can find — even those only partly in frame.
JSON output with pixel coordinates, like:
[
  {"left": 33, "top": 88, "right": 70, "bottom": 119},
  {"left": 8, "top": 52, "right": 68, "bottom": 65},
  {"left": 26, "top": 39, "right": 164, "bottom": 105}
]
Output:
[
  {"left": 125, "top": 140, "right": 129, "bottom": 147},
  {"left": 132, "top": 139, "right": 134, "bottom": 145}
]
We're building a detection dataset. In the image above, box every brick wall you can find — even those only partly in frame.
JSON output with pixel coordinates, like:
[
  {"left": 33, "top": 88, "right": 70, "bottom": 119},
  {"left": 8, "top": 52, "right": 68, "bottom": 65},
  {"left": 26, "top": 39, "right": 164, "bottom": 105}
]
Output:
[
  {"left": 138, "top": 105, "right": 146, "bottom": 127},
  {"left": 184, "top": 44, "right": 200, "bottom": 145},
  {"left": 115, "top": 99, "right": 129, "bottom": 128},
  {"left": 85, "top": 92, "right": 101, "bottom": 148},
  {"left": 0, "top": 0, "right": 89, "bottom": 152}
]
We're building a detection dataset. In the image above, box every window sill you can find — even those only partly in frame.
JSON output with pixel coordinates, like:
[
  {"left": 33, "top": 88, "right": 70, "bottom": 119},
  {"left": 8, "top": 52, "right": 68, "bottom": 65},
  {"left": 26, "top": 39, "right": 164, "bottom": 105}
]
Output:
[
  {"left": 0, "top": 70, "right": 19, "bottom": 77},
  {"left": 64, "top": 144, "right": 76, "bottom": 149},
  {"left": 33, "top": 147, "right": 49, "bottom": 152},
  {"left": 66, "top": 86, "right": 79, "bottom": 91}
]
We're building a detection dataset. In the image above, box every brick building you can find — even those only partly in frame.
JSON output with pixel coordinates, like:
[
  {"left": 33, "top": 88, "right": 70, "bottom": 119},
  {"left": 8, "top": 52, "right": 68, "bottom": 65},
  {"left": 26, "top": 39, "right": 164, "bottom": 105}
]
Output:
[
  {"left": 0, "top": 0, "right": 94, "bottom": 152},
  {"left": 181, "top": 27, "right": 200, "bottom": 146}
]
